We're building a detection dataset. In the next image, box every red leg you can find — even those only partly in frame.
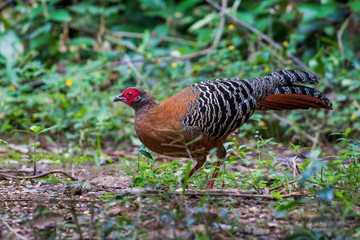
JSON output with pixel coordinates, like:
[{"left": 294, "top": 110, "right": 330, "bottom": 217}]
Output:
[
  {"left": 206, "top": 161, "right": 222, "bottom": 189},
  {"left": 181, "top": 160, "right": 205, "bottom": 183}
]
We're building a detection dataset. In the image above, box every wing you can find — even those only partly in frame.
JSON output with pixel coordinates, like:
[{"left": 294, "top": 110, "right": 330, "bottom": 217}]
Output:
[{"left": 181, "top": 78, "right": 257, "bottom": 142}]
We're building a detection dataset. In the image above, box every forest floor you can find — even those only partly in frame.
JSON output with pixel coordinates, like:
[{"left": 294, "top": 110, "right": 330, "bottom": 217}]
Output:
[{"left": 0, "top": 143, "right": 358, "bottom": 239}]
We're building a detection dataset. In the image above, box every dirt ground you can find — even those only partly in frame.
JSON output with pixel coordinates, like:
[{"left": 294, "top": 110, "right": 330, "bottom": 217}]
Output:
[{"left": 0, "top": 144, "right": 359, "bottom": 239}]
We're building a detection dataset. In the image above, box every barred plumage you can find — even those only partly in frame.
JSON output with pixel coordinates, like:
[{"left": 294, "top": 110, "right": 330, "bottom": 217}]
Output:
[
  {"left": 181, "top": 70, "right": 331, "bottom": 143},
  {"left": 114, "top": 69, "right": 333, "bottom": 189},
  {"left": 182, "top": 79, "right": 257, "bottom": 142}
]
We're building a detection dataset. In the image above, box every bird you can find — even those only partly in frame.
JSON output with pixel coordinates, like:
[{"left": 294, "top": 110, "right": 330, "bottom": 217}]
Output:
[{"left": 113, "top": 70, "right": 332, "bottom": 189}]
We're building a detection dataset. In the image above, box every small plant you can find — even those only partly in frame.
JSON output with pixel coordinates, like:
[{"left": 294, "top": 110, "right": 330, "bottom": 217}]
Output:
[{"left": 13, "top": 125, "right": 56, "bottom": 175}]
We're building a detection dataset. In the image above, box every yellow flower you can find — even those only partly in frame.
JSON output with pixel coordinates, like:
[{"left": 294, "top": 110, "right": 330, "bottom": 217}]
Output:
[
  {"left": 259, "top": 121, "right": 266, "bottom": 127},
  {"left": 9, "top": 85, "right": 16, "bottom": 91},
  {"left": 171, "top": 63, "right": 177, "bottom": 69},
  {"left": 264, "top": 67, "right": 270, "bottom": 73},
  {"left": 80, "top": 43, "right": 86, "bottom": 49},
  {"left": 229, "top": 45, "right": 235, "bottom": 51},
  {"left": 127, "top": 69, "right": 132, "bottom": 74},
  {"left": 228, "top": 24, "right": 235, "bottom": 30},
  {"left": 283, "top": 41, "right": 289, "bottom": 47},
  {"left": 174, "top": 12, "right": 183, "bottom": 18},
  {"left": 65, "top": 79, "right": 73, "bottom": 86},
  {"left": 238, "top": 73, "right": 244, "bottom": 78},
  {"left": 351, "top": 114, "right": 356, "bottom": 119},
  {"left": 15, "top": 190, "right": 20, "bottom": 193}
]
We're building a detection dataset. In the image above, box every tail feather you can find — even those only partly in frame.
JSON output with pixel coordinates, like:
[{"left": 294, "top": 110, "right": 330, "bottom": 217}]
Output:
[
  {"left": 266, "top": 70, "right": 320, "bottom": 85},
  {"left": 258, "top": 86, "right": 332, "bottom": 111},
  {"left": 249, "top": 70, "right": 322, "bottom": 101}
]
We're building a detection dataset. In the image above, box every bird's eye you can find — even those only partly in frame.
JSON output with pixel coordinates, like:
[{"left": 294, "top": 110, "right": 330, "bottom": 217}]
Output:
[{"left": 127, "top": 91, "right": 133, "bottom": 97}]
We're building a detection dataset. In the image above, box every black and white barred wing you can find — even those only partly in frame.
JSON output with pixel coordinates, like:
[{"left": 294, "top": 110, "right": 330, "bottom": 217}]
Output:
[{"left": 182, "top": 79, "right": 257, "bottom": 142}]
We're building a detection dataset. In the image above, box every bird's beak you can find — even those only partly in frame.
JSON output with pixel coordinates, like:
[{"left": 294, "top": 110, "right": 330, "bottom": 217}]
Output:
[{"left": 113, "top": 95, "right": 126, "bottom": 102}]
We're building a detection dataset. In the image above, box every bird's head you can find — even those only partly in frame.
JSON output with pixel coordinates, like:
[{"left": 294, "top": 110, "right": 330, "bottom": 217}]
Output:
[{"left": 113, "top": 87, "right": 156, "bottom": 112}]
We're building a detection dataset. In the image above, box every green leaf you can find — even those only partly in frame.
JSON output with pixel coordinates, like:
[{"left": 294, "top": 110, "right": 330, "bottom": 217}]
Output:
[
  {"left": 100, "top": 193, "right": 114, "bottom": 199},
  {"left": 189, "top": 12, "right": 217, "bottom": 33},
  {"left": 32, "top": 142, "right": 40, "bottom": 148},
  {"left": 348, "top": 1, "right": 360, "bottom": 12},
  {"left": 139, "top": 29, "right": 150, "bottom": 52},
  {"left": 298, "top": 3, "right": 338, "bottom": 22},
  {"left": 344, "top": 128, "right": 351, "bottom": 137},
  {"left": 275, "top": 200, "right": 305, "bottom": 219},
  {"left": 271, "top": 191, "right": 284, "bottom": 200},
  {"left": 29, "top": 23, "right": 52, "bottom": 39},
  {"left": 68, "top": 37, "right": 97, "bottom": 47},
  {"left": 176, "top": 0, "right": 203, "bottom": 12},
  {"left": 38, "top": 126, "right": 57, "bottom": 135},
  {"left": 300, "top": 161, "right": 323, "bottom": 187},
  {"left": 0, "top": 31, "right": 24, "bottom": 66},
  {"left": 138, "top": 0, "right": 166, "bottom": 10},
  {"left": 237, "top": 11, "right": 255, "bottom": 25},
  {"left": 0, "top": 139, "right": 8, "bottom": 144},
  {"left": 49, "top": 10, "right": 71, "bottom": 22},
  {"left": 274, "top": 207, "right": 287, "bottom": 219},
  {"left": 317, "top": 188, "right": 334, "bottom": 202},
  {"left": 182, "top": 160, "right": 192, "bottom": 196},
  {"left": 30, "top": 126, "right": 41, "bottom": 133},
  {"left": 309, "top": 149, "right": 321, "bottom": 159},
  {"left": 102, "top": 153, "right": 114, "bottom": 164},
  {"left": 139, "top": 150, "right": 154, "bottom": 161}
]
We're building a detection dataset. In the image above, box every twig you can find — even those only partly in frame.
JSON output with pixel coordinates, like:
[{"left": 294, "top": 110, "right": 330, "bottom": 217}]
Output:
[
  {"left": 0, "top": 170, "right": 77, "bottom": 180},
  {"left": 212, "top": 0, "right": 227, "bottom": 48},
  {"left": 69, "top": 23, "right": 198, "bottom": 47},
  {"left": 206, "top": 0, "right": 310, "bottom": 71},
  {"left": 159, "top": 48, "right": 213, "bottom": 62},
  {"left": 2, "top": 219, "right": 28, "bottom": 240},
  {"left": 141, "top": 190, "right": 304, "bottom": 199},
  {"left": 1, "top": 198, "right": 105, "bottom": 203},
  {"left": 306, "top": 179, "right": 357, "bottom": 191},
  {"left": 124, "top": 54, "right": 144, "bottom": 87},
  {"left": 311, "top": 131, "right": 320, "bottom": 151},
  {"left": 353, "top": 99, "right": 360, "bottom": 111},
  {"left": 72, "top": 163, "right": 79, "bottom": 179},
  {"left": 337, "top": 14, "right": 351, "bottom": 65},
  {"left": 0, "top": 0, "right": 12, "bottom": 10},
  {"left": 293, "top": 155, "right": 300, "bottom": 178},
  {"left": 269, "top": 178, "right": 300, "bottom": 191},
  {"left": 69, "top": 203, "right": 84, "bottom": 240},
  {"left": 269, "top": 177, "right": 358, "bottom": 193}
]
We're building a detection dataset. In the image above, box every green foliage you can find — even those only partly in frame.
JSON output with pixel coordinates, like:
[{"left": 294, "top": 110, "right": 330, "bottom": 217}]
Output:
[
  {"left": 1, "top": 1, "right": 360, "bottom": 238},
  {"left": 0, "top": 0, "right": 359, "bottom": 146}
]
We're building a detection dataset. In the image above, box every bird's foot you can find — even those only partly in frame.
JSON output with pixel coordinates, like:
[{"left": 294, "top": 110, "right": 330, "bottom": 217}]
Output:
[{"left": 206, "top": 180, "right": 215, "bottom": 189}]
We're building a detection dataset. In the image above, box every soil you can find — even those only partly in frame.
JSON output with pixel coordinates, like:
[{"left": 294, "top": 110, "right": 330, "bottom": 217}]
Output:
[{"left": 0, "top": 144, "right": 358, "bottom": 239}]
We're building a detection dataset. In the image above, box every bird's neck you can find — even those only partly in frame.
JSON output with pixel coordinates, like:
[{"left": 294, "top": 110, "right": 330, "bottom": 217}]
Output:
[{"left": 133, "top": 98, "right": 158, "bottom": 116}]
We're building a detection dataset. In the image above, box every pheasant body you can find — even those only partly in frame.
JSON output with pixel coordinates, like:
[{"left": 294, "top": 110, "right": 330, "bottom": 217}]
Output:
[{"left": 114, "top": 70, "right": 332, "bottom": 188}]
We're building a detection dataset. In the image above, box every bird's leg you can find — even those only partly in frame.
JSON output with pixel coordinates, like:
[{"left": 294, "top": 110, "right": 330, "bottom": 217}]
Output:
[
  {"left": 207, "top": 145, "right": 227, "bottom": 189},
  {"left": 206, "top": 161, "right": 222, "bottom": 189},
  {"left": 181, "top": 158, "right": 206, "bottom": 183}
]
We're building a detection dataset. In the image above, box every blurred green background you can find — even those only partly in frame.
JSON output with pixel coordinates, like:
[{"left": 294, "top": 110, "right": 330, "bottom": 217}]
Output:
[{"left": 0, "top": 0, "right": 359, "bottom": 151}]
